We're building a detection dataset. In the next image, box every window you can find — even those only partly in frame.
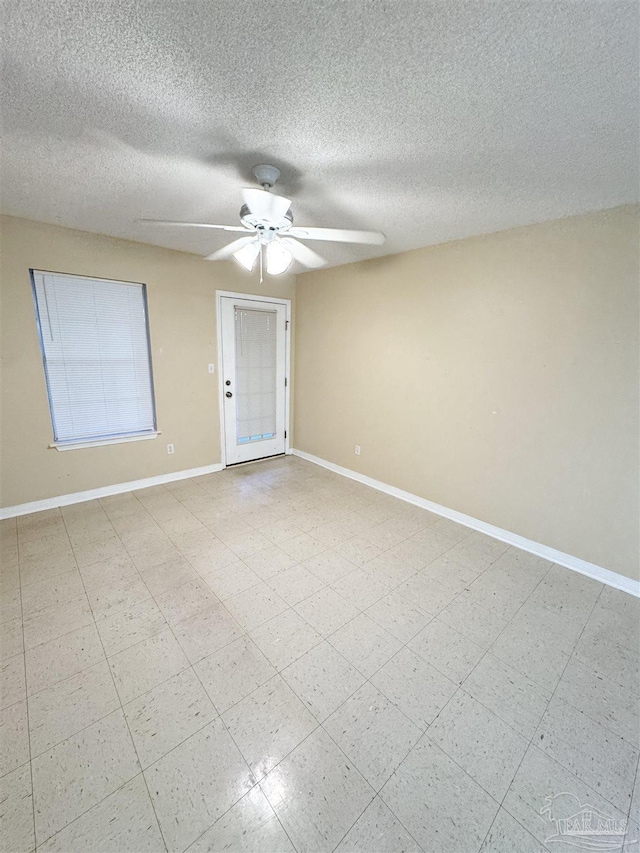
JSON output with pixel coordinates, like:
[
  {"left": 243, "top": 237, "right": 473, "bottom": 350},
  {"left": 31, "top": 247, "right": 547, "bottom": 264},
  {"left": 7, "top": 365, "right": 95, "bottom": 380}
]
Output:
[{"left": 31, "top": 270, "right": 157, "bottom": 449}]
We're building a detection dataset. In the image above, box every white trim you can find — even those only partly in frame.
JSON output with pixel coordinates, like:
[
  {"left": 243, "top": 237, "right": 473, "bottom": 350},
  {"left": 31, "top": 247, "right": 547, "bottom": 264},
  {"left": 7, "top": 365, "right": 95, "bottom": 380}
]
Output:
[
  {"left": 215, "top": 290, "right": 291, "bottom": 467},
  {"left": 51, "top": 431, "right": 159, "bottom": 451},
  {"left": 292, "top": 448, "right": 640, "bottom": 598},
  {"left": 0, "top": 463, "right": 224, "bottom": 519}
]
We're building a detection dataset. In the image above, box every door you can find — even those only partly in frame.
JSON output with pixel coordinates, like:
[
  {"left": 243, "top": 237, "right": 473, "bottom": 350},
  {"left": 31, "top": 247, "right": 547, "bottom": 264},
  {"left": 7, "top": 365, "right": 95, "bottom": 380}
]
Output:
[{"left": 219, "top": 296, "right": 288, "bottom": 465}]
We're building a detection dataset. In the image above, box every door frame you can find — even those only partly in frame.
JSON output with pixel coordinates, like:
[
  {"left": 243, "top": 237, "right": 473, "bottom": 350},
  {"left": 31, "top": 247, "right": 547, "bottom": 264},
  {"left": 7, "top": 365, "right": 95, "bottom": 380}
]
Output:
[{"left": 215, "top": 290, "right": 291, "bottom": 467}]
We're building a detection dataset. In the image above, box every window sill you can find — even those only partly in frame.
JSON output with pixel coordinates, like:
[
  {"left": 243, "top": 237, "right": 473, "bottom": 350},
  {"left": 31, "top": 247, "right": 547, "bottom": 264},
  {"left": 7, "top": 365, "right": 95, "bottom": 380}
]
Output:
[{"left": 50, "top": 431, "right": 160, "bottom": 452}]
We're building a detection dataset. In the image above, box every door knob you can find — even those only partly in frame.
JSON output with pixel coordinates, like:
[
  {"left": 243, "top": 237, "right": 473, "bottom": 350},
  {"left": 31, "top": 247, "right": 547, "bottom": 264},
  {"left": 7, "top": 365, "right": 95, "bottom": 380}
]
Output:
[{"left": 225, "top": 391, "right": 233, "bottom": 398}]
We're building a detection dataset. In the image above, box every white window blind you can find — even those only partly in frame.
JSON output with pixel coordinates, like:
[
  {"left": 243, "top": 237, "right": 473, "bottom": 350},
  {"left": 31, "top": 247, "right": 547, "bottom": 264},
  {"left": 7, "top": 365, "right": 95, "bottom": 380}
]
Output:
[
  {"left": 234, "top": 307, "right": 277, "bottom": 443},
  {"left": 31, "top": 270, "right": 156, "bottom": 445}
]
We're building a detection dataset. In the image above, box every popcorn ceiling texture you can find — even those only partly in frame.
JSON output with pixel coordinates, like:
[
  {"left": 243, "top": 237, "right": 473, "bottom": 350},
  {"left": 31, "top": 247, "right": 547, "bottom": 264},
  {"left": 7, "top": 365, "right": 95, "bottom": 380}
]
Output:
[{"left": 1, "top": 0, "right": 637, "bottom": 268}]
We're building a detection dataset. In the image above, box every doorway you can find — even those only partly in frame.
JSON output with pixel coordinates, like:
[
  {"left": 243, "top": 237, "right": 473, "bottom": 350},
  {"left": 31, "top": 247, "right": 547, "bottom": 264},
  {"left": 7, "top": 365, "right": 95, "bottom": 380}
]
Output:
[{"left": 217, "top": 292, "right": 290, "bottom": 465}]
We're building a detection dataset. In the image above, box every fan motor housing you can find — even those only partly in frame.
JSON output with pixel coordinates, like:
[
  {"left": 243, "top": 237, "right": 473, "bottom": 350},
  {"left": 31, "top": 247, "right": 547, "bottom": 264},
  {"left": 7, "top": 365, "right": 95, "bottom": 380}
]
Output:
[{"left": 239, "top": 203, "right": 293, "bottom": 232}]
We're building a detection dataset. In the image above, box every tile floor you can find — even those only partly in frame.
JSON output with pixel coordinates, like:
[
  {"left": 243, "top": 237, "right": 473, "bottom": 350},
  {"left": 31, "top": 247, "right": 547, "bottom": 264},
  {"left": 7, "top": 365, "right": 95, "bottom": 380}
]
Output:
[{"left": 0, "top": 455, "right": 638, "bottom": 853}]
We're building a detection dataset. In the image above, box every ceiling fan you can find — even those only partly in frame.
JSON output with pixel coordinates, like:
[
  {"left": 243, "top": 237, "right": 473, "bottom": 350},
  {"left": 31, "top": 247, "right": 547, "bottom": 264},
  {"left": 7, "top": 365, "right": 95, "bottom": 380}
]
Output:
[{"left": 141, "top": 164, "right": 385, "bottom": 277}]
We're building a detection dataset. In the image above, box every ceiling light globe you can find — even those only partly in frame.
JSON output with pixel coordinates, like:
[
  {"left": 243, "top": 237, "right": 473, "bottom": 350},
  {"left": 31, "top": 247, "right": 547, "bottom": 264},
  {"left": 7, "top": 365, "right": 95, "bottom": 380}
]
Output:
[{"left": 266, "top": 240, "right": 293, "bottom": 275}]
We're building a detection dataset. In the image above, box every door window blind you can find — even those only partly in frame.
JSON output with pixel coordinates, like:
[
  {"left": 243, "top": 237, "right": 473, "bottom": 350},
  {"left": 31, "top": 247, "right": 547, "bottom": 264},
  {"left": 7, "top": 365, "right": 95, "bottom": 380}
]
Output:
[
  {"left": 31, "top": 270, "right": 156, "bottom": 445},
  {"left": 234, "top": 306, "right": 277, "bottom": 443}
]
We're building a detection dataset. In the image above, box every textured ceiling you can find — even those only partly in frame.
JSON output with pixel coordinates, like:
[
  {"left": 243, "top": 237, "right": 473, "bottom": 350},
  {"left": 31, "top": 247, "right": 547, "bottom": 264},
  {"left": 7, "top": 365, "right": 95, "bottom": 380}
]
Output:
[{"left": 1, "top": 1, "right": 638, "bottom": 269}]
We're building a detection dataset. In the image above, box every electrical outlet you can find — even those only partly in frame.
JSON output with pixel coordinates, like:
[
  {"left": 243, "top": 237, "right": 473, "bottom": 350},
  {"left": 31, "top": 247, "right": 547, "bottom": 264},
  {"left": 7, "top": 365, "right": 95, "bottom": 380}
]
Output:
[
  {"left": 167, "top": 443, "right": 175, "bottom": 455},
  {"left": 208, "top": 363, "right": 215, "bottom": 374},
  {"left": 355, "top": 444, "right": 361, "bottom": 455}
]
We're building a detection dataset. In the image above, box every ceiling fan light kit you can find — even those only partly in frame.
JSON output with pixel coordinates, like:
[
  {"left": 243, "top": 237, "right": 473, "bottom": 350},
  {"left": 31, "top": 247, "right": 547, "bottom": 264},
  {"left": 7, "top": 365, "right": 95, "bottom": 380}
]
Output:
[{"left": 141, "top": 164, "right": 385, "bottom": 280}]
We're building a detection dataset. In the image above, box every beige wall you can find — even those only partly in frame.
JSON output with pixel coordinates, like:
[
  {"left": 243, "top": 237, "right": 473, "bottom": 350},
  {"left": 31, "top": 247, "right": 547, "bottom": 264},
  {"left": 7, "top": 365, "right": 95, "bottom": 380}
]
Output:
[
  {"left": 0, "top": 216, "right": 294, "bottom": 507},
  {"left": 294, "top": 206, "right": 639, "bottom": 581}
]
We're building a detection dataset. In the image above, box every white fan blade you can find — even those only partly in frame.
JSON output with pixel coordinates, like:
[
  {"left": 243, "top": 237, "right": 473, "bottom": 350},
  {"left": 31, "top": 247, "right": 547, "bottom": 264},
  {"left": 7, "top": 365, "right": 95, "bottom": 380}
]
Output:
[
  {"left": 287, "top": 226, "right": 385, "bottom": 245},
  {"left": 241, "top": 188, "right": 291, "bottom": 221},
  {"left": 140, "top": 219, "right": 250, "bottom": 233},
  {"left": 280, "top": 238, "right": 327, "bottom": 269},
  {"left": 205, "top": 237, "right": 256, "bottom": 261}
]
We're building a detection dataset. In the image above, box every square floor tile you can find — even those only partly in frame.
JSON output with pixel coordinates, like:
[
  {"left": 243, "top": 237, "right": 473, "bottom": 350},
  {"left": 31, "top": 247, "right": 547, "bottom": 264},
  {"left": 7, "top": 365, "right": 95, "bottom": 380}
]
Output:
[
  {"left": 173, "top": 602, "right": 245, "bottom": 664},
  {"left": 195, "top": 636, "right": 276, "bottom": 714},
  {"left": 0, "top": 654, "right": 26, "bottom": 710},
  {"left": 267, "top": 564, "right": 325, "bottom": 606},
  {"left": 329, "top": 613, "right": 403, "bottom": 678},
  {"left": 38, "top": 774, "right": 164, "bottom": 853},
  {"left": 124, "top": 667, "right": 217, "bottom": 767},
  {"left": 250, "top": 609, "right": 323, "bottom": 671},
  {"left": 282, "top": 641, "right": 365, "bottom": 722},
  {"left": 0, "top": 700, "right": 29, "bottom": 776},
  {"left": 223, "top": 675, "right": 317, "bottom": 780},
  {"left": 463, "top": 653, "right": 551, "bottom": 739},
  {"left": 261, "top": 727, "right": 375, "bottom": 853},
  {"left": 20, "top": 531, "right": 69, "bottom": 566},
  {"left": 0, "top": 588, "right": 21, "bottom": 626},
  {"left": 502, "top": 745, "right": 629, "bottom": 848},
  {"left": 145, "top": 717, "right": 254, "bottom": 853},
  {"left": 155, "top": 578, "right": 219, "bottom": 625},
  {"left": 331, "top": 569, "right": 390, "bottom": 610},
  {"left": 227, "top": 531, "right": 274, "bottom": 560},
  {"left": 73, "top": 533, "right": 128, "bottom": 568},
  {"left": 338, "top": 536, "right": 384, "bottom": 567},
  {"left": 279, "top": 533, "right": 327, "bottom": 563},
  {"left": 0, "top": 763, "right": 34, "bottom": 853},
  {"left": 490, "top": 624, "right": 570, "bottom": 693},
  {"left": 20, "top": 548, "right": 77, "bottom": 587},
  {"left": 534, "top": 697, "right": 638, "bottom": 812},
  {"left": 362, "top": 551, "right": 419, "bottom": 588},
  {"left": 0, "top": 619, "right": 24, "bottom": 664},
  {"left": 139, "top": 557, "right": 198, "bottom": 596},
  {"left": 109, "top": 628, "right": 189, "bottom": 704},
  {"left": 555, "top": 658, "right": 640, "bottom": 747},
  {"left": 225, "top": 583, "right": 289, "bottom": 632},
  {"left": 21, "top": 570, "right": 85, "bottom": 617},
  {"left": 32, "top": 709, "right": 140, "bottom": 845},
  {"left": 259, "top": 518, "right": 306, "bottom": 545},
  {"left": 335, "top": 796, "right": 421, "bottom": 853},
  {"left": 365, "top": 591, "right": 432, "bottom": 644},
  {"left": 439, "top": 591, "right": 509, "bottom": 649},
  {"left": 302, "top": 550, "right": 357, "bottom": 584},
  {"left": 395, "top": 572, "right": 462, "bottom": 616},
  {"left": 575, "top": 622, "right": 640, "bottom": 693},
  {"left": 79, "top": 554, "right": 140, "bottom": 592},
  {"left": 87, "top": 578, "right": 151, "bottom": 622},
  {"left": 26, "top": 623, "right": 105, "bottom": 695},
  {"left": 480, "top": 807, "right": 547, "bottom": 853},
  {"left": 23, "top": 594, "right": 93, "bottom": 651},
  {"left": 408, "top": 619, "right": 484, "bottom": 684},
  {"left": 28, "top": 660, "right": 119, "bottom": 757},
  {"left": 371, "top": 647, "right": 457, "bottom": 730},
  {"left": 95, "top": 597, "right": 167, "bottom": 657},
  {"left": 202, "top": 561, "right": 261, "bottom": 600},
  {"left": 243, "top": 546, "right": 298, "bottom": 580},
  {"left": 325, "top": 683, "right": 422, "bottom": 790},
  {"left": 380, "top": 737, "right": 498, "bottom": 853},
  {"left": 188, "top": 785, "right": 295, "bottom": 853},
  {"left": 428, "top": 690, "right": 528, "bottom": 800},
  {"left": 294, "top": 587, "right": 360, "bottom": 637},
  {"left": 464, "top": 566, "right": 540, "bottom": 621}
]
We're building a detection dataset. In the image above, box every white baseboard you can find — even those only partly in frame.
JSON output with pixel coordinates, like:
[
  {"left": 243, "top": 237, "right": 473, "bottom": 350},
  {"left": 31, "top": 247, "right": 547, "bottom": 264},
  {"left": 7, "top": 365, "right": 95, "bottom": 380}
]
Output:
[
  {"left": 0, "top": 463, "right": 224, "bottom": 520},
  {"left": 292, "top": 448, "right": 639, "bottom": 598}
]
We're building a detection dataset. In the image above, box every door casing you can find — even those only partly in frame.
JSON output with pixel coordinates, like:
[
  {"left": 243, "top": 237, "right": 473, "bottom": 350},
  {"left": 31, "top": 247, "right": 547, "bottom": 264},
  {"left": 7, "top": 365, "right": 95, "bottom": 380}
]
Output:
[{"left": 215, "top": 290, "right": 291, "bottom": 467}]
